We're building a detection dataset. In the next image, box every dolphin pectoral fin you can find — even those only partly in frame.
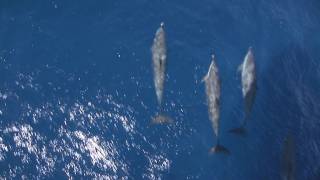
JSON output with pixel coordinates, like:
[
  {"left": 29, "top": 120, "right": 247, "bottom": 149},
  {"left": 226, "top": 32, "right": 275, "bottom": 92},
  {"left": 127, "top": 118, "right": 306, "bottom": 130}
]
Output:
[
  {"left": 201, "top": 75, "right": 208, "bottom": 83},
  {"left": 237, "top": 63, "right": 243, "bottom": 73},
  {"left": 229, "top": 126, "right": 247, "bottom": 137},
  {"left": 209, "top": 144, "right": 230, "bottom": 155},
  {"left": 151, "top": 114, "right": 173, "bottom": 124}
]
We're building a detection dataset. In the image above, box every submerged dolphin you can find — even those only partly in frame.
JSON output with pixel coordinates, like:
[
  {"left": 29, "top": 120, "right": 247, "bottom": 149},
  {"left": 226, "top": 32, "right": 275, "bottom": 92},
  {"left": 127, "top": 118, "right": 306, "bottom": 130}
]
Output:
[
  {"left": 281, "top": 134, "right": 295, "bottom": 180},
  {"left": 241, "top": 47, "right": 257, "bottom": 120},
  {"left": 203, "top": 55, "right": 229, "bottom": 154},
  {"left": 151, "top": 22, "right": 172, "bottom": 124},
  {"left": 230, "top": 47, "right": 257, "bottom": 135}
]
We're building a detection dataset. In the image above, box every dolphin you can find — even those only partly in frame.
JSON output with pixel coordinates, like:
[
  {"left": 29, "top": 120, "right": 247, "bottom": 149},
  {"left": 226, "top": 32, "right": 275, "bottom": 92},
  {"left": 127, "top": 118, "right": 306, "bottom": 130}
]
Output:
[
  {"left": 281, "top": 134, "right": 295, "bottom": 180},
  {"left": 152, "top": 22, "right": 166, "bottom": 106},
  {"left": 203, "top": 54, "right": 229, "bottom": 155},
  {"left": 230, "top": 47, "right": 257, "bottom": 135},
  {"left": 151, "top": 22, "right": 172, "bottom": 124}
]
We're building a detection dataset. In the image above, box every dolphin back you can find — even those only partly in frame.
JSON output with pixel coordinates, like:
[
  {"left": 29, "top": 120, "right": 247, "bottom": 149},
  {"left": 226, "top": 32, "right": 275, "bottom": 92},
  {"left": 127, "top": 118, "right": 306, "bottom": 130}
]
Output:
[
  {"left": 151, "top": 23, "right": 167, "bottom": 106},
  {"left": 204, "top": 56, "right": 221, "bottom": 137}
]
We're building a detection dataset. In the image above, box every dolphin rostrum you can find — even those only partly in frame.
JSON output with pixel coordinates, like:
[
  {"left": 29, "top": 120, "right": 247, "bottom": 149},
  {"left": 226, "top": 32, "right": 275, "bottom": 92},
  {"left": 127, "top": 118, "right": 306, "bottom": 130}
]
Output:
[
  {"left": 230, "top": 47, "right": 257, "bottom": 135},
  {"left": 150, "top": 22, "right": 172, "bottom": 124},
  {"left": 281, "top": 134, "right": 295, "bottom": 180},
  {"left": 203, "top": 54, "right": 229, "bottom": 154}
]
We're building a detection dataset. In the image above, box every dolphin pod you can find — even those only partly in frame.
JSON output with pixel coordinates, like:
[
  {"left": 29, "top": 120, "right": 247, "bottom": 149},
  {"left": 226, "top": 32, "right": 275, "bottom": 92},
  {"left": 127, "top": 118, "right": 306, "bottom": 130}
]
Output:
[
  {"left": 149, "top": 23, "right": 258, "bottom": 154},
  {"left": 202, "top": 55, "right": 229, "bottom": 154},
  {"left": 148, "top": 23, "right": 300, "bottom": 179}
]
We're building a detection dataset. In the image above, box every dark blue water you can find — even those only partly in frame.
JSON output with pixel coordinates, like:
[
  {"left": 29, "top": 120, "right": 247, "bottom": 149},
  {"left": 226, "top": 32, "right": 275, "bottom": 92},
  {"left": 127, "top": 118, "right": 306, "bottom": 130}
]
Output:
[{"left": 0, "top": 0, "right": 320, "bottom": 179}]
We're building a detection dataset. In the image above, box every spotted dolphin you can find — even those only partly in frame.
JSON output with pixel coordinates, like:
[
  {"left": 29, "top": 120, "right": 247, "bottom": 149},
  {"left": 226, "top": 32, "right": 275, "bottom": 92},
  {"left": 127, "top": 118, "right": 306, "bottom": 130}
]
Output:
[
  {"left": 152, "top": 22, "right": 166, "bottom": 106},
  {"left": 151, "top": 22, "right": 172, "bottom": 124},
  {"left": 203, "top": 54, "right": 229, "bottom": 154},
  {"left": 230, "top": 47, "right": 257, "bottom": 135}
]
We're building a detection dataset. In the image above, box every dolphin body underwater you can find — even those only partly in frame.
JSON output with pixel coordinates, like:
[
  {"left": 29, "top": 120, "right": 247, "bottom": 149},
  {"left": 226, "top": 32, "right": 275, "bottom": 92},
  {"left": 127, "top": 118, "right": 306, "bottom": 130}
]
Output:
[
  {"left": 150, "top": 22, "right": 172, "bottom": 124},
  {"left": 281, "top": 134, "right": 295, "bottom": 180},
  {"left": 230, "top": 47, "right": 257, "bottom": 135},
  {"left": 203, "top": 55, "right": 229, "bottom": 154}
]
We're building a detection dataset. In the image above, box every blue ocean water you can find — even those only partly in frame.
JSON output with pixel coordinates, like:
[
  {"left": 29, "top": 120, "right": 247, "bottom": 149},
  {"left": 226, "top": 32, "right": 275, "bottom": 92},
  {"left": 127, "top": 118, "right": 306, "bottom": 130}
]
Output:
[{"left": 0, "top": 0, "right": 320, "bottom": 179}]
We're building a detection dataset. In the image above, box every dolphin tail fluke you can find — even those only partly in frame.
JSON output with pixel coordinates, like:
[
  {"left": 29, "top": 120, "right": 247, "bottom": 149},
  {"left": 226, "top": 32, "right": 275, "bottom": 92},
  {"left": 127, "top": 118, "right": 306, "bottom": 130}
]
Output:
[
  {"left": 209, "top": 143, "right": 230, "bottom": 155},
  {"left": 229, "top": 126, "right": 247, "bottom": 136},
  {"left": 151, "top": 113, "right": 173, "bottom": 124}
]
